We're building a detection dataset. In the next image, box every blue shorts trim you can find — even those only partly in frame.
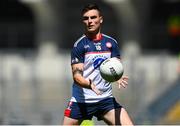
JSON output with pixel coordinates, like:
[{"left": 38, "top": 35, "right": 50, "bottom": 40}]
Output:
[{"left": 64, "top": 97, "right": 122, "bottom": 120}]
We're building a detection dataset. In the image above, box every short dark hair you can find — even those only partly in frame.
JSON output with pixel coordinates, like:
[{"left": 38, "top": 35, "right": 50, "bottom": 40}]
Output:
[{"left": 81, "top": 3, "right": 102, "bottom": 16}]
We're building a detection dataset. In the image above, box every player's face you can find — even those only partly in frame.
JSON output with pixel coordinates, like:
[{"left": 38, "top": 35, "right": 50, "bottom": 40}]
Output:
[{"left": 82, "top": 9, "right": 103, "bottom": 34}]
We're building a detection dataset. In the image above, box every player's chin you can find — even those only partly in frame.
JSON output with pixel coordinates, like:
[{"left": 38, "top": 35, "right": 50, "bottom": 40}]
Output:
[
  {"left": 87, "top": 29, "right": 98, "bottom": 34},
  {"left": 87, "top": 28, "right": 94, "bottom": 32}
]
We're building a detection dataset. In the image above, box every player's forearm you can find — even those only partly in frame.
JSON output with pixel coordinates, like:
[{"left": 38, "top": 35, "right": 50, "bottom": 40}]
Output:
[{"left": 73, "top": 74, "right": 91, "bottom": 89}]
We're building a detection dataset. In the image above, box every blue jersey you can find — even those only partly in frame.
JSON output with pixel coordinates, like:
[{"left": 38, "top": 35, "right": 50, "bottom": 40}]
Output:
[{"left": 70, "top": 33, "right": 121, "bottom": 103}]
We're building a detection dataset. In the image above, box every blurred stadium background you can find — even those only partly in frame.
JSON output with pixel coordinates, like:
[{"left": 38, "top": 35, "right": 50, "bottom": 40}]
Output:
[{"left": 1, "top": 0, "right": 180, "bottom": 125}]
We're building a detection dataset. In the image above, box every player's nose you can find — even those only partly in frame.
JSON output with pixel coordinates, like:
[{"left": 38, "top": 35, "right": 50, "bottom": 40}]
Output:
[{"left": 88, "top": 18, "right": 93, "bottom": 23}]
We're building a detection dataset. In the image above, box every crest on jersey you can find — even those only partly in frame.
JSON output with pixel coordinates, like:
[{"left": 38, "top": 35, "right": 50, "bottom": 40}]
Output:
[
  {"left": 94, "top": 43, "right": 102, "bottom": 51},
  {"left": 106, "top": 42, "right": 112, "bottom": 48},
  {"left": 95, "top": 45, "right": 101, "bottom": 50}
]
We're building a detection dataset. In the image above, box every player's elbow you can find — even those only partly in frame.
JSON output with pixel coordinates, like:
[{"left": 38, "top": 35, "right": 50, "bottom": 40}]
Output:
[{"left": 73, "top": 74, "right": 82, "bottom": 83}]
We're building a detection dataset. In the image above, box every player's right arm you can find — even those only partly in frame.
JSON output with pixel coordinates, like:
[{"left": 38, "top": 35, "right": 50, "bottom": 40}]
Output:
[{"left": 72, "top": 63, "right": 101, "bottom": 95}]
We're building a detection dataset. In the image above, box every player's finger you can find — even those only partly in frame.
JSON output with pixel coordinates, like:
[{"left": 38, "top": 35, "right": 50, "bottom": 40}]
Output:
[
  {"left": 119, "top": 83, "right": 125, "bottom": 88},
  {"left": 119, "top": 82, "right": 126, "bottom": 88},
  {"left": 122, "top": 80, "right": 128, "bottom": 85},
  {"left": 91, "top": 84, "right": 102, "bottom": 95},
  {"left": 94, "top": 88, "right": 102, "bottom": 95},
  {"left": 122, "top": 75, "right": 129, "bottom": 80},
  {"left": 119, "top": 84, "right": 122, "bottom": 89}
]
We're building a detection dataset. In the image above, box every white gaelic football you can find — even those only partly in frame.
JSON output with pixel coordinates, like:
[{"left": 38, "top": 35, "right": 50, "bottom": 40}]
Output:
[{"left": 100, "top": 58, "right": 124, "bottom": 82}]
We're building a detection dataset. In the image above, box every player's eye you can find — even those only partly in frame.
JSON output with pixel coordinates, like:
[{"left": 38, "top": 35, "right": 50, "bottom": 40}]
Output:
[
  {"left": 83, "top": 16, "right": 89, "bottom": 21},
  {"left": 90, "top": 16, "right": 97, "bottom": 19},
  {"left": 83, "top": 16, "right": 97, "bottom": 21}
]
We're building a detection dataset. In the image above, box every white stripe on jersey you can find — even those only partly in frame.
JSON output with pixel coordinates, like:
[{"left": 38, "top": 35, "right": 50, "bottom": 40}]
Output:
[
  {"left": 102, "top": 34, "right": 118, "bottom": 44},
  {"left": 73, "top": 34, "right": 86, "bottom": 47}
]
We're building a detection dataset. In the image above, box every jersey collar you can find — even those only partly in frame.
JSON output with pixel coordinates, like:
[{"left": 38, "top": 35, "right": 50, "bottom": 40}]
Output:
[{"left": 86, "top": 33, "right": 103, "bottom": 42}]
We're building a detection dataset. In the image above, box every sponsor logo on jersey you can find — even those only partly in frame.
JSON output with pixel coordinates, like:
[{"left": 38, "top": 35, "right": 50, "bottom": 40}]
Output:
[
  {"left": 93, "top": 58, "right": 104, "bottom": 69},
  {"left": 92, "top": 55, "right": 107, "bottom": 69}
]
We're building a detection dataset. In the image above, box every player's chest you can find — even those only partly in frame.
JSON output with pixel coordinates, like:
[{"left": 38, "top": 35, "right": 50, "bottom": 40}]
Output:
[
  {"left": 86, "top": 41, "right": 112, "bottom": 52},
  {"left": 84, "top": 42, "right": 111, "bottom": 65}
]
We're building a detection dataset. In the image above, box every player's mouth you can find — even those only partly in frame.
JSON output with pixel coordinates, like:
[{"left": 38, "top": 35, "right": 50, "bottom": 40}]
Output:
[{"left": 88, "top": 25, "right": 94, "bottom": 29}]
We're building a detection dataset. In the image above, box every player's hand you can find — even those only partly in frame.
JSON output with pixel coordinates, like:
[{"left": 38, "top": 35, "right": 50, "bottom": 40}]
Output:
[
  {"left": 89, "top": 80, "right": 102, "bottom": 95},
  {"left": 117, "top": 75, "right": 129, "bottom": 88},
  {"left": 91, "top": 83, "right": 102, "bottom": 95}
]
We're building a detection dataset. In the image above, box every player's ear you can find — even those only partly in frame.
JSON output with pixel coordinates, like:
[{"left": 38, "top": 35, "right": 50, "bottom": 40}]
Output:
[{"left": 100, "top": 16, "right": 103, "bottom": 23}]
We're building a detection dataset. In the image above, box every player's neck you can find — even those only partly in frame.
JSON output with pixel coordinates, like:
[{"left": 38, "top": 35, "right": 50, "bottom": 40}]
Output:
[{"left": 86, "top": 32, "right": 102, "bottom": 41}]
